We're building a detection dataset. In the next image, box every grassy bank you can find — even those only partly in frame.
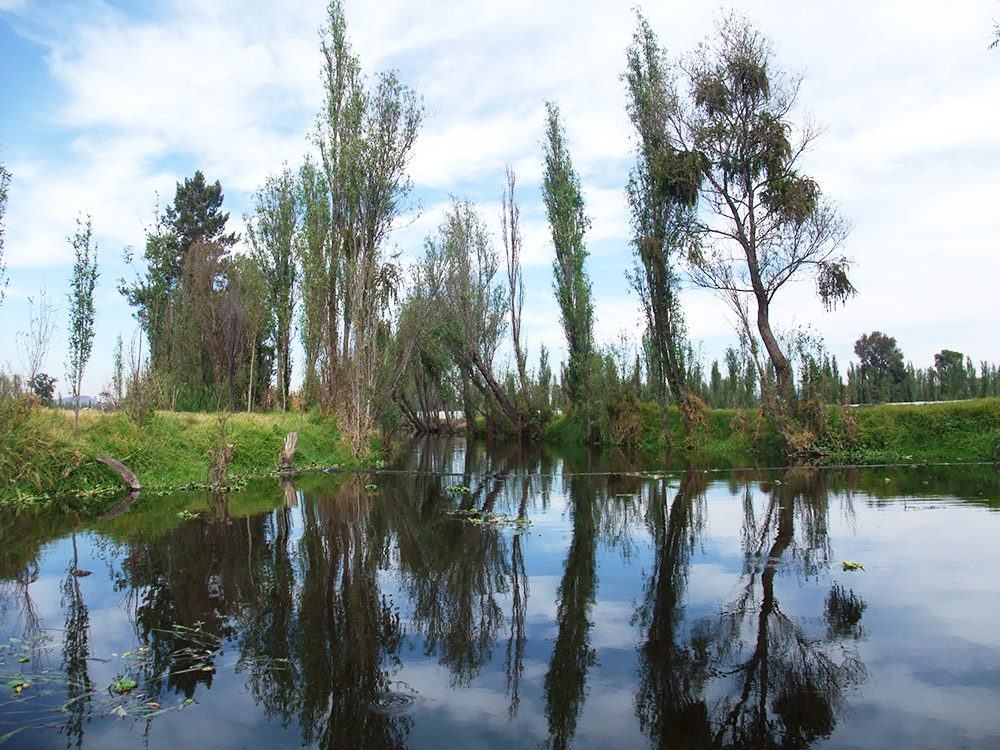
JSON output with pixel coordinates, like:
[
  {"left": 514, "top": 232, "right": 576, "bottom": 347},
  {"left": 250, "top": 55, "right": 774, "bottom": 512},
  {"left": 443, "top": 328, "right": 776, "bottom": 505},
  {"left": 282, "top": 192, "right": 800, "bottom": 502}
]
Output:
[
  {"left": 3, "top": 396, "right": 998, "bottom": 510},
  {"left": 0, "top": 399, "right": 355, "bottom": 508},
  {"left": 544, "top": 397, "right": 1000, "bottom": 464}
]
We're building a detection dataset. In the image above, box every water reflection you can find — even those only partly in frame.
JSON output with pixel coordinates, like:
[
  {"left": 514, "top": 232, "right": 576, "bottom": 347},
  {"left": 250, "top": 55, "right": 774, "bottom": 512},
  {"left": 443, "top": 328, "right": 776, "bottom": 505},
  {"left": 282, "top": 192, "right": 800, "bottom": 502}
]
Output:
[{"left": 2, "top": 442, "right": 1000, "bottom": 748}]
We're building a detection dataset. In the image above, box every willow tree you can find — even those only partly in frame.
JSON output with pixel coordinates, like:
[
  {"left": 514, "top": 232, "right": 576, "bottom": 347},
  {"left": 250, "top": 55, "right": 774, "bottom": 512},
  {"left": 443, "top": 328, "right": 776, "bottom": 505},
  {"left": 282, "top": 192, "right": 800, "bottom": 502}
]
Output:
[
  {"left": 673, "top": 17, "right": 853, "bottom": 413},
  {"left": 311, "top": 0, "right": 423, "bottom": 450},
  {"left": 542, "top": 101, "right": 594, "bottom": 411},
  {"left": 623, "top": 13, "right": 701, "bottom": 446}
]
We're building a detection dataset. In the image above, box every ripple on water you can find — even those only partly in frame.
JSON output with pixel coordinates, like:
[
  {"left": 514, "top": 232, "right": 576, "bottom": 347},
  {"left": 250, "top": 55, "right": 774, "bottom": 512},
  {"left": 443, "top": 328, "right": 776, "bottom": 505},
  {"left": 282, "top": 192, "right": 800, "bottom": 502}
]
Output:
[{"left": 369, "top": 683, "right": 420, "bottom": 716}]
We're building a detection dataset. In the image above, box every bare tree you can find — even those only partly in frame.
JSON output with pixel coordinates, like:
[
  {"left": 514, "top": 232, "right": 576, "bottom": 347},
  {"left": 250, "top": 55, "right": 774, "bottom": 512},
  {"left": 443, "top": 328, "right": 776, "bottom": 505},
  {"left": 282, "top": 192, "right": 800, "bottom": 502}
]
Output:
[
  {"left": 17, "top": 284, "right": 59, "bottom": 389},
  {"left": 0, "top": 153, "right": 9, "bottom": 308},
  {"left": 501, "top": 165, "right": 528, "bottom": 398}
]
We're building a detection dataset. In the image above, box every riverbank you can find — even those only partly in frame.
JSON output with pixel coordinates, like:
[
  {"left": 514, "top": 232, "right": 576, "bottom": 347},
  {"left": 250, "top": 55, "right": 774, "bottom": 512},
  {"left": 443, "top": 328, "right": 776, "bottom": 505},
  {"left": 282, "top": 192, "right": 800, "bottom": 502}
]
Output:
[
  {"left": 544, "top": 397, "right": 1000, "bottom": 464},
  {"left": 2, "top": 396, "right": 997, "bottom": 510},
  {"left": 0, "top": 399, "right": 355, "bottom": 509}
]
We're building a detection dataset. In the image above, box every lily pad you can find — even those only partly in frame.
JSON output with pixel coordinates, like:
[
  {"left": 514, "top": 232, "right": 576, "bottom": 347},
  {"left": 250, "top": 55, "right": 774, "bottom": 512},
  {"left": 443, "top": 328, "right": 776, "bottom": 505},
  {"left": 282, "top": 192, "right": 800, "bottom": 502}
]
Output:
[{"left": 112, "top": 678, "right": 138, "bottom": 694}]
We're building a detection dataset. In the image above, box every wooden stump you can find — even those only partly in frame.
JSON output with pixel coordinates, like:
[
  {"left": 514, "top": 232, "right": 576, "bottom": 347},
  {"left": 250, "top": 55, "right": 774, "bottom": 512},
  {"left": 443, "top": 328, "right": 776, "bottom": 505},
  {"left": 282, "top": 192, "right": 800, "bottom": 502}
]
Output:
[
  {"left": 209, "top": 444, "right": 235, "bottom": 489},
  {"left": 96, "top": 455, "right": 142, "bottom": 491},
  {"left": 279, "top": 432, "right": 299, "bottom": 472}
]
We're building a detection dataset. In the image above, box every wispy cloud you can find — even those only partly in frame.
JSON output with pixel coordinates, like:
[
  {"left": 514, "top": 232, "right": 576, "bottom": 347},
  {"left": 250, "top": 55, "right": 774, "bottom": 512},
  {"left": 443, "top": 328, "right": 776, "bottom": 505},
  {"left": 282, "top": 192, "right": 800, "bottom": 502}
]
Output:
[{"left": 0, "top": 0, "right": 998, "bottom": 396}]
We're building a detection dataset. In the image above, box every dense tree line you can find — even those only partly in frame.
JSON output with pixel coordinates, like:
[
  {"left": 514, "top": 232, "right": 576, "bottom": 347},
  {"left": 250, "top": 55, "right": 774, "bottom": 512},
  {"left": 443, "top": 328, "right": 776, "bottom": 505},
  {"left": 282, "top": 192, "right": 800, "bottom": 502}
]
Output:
[{"left": 7, "top": 6, "right": 997, "bottom": 454}]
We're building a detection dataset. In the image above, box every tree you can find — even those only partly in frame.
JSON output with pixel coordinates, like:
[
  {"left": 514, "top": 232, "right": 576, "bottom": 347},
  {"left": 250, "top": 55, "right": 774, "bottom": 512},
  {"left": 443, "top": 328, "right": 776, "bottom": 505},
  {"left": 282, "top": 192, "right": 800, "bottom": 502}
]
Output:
[
  {"left": 542, "top": 101, "right": 594, "bottom": 412},
  {"left": 30, "top": 372, "right": 57, "bottom": 405},
  {"left": 248, "top": 166, "right": 299, "bottom": 414},
  {"left": 934, "top": 349, "right": 966, "bottom": 400},
  {"left": 623, "top": 12, "right": 700, "bottom": 444},
  {"left": 311, "top": 0, "right": 423, "bottom": 451},
  {"left": 120, "top": 172, "right": 245, "bottom": 410},
  {"left": 66, "top": 214, "right": 99, "bottom": 432},
  {"left": 295, "top": 156, "right": 332, "bottom": 409},
  {"left": 853, "top": 331, "right": 905, "bottom": 404},
  {"left": 502, "top": 165, "right": 529, "bottom": 399},
  {"left": 424, "top": 198, "right": 520, "bottom": 433},
  {"left": 164, "top": 170, "right": 239, "bottom": 260},
  {"left": 0, "top": 152, "right": 9, "bottom": 307},
  {"left": 16, "top": 284, "right": 59, "bottom": 389},
  {"left": 673, "top": 17, "right": 853, "bottom": 415}
]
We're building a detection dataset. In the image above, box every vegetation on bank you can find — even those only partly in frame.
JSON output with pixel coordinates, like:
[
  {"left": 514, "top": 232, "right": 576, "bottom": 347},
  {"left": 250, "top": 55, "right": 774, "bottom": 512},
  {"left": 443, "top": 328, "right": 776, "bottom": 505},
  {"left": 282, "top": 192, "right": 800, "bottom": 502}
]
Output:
[
  {"left": 541, "top": 397, "right": 1000, "bottom": 465},
  {"left": 0, "top": 398, "right": 354, "bottom": 508},
  {"left": 1, "top": 395, "right": 998, "bottom": 510}
]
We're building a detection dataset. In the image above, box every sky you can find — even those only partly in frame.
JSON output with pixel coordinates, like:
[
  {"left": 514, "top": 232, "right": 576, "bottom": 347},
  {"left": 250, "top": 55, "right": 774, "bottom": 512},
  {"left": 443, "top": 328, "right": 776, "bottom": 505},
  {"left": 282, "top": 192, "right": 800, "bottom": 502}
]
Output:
[{"left": 1, "top": 0, "right": 998, "bottom": 399}]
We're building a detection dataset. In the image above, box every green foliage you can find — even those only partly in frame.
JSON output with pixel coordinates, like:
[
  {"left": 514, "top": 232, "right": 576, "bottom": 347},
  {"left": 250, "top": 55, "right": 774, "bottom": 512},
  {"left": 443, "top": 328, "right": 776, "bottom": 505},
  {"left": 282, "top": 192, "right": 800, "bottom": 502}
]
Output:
[
  {"left": 852, "top": 331, "right": 906, "bottom": 404},
  {"left": 0, "top": 405, "right": 355, "bottom": 507},
  {"left": 66, "top": 214, "right": 99, "bottom": 430},
  {"left": 29, "top": 372, "right": 57, "bottom": 405},
  {"left": 248, "top": 166, "right": 298, "bottom": 413},
  {"left": 119, "top": 171, "right": 259, "bottom": 413},
  {"left": 542, "top": 101, "right": 594, "bottom": 410}
]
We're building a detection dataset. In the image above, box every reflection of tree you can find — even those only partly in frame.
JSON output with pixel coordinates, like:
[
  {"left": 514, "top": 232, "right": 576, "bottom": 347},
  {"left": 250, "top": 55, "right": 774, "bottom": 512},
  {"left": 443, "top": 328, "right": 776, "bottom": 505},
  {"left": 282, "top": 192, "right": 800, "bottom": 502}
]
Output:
[
  {"left": 504, "top": 476, "right": 530, "bottom": 717},
  {"left": 398, "top": 467, "right": 509, "bottom": 686},
  {"left": 544, "top": 475, "right": 598, "bottom": 750},
  {"left": 236, "top": 506, "right": 300, "bottom": 726},
  {"left": 825, "top": 584, "right": 866, "bottom": 641},
  {"left": 290, "top": 478, "right": 409, "bottom": 749},
  {"left": 61, "top": 532, "right": 92, "bottom": 749},
  {"left": 635, "top": 471, "right": 714, "bottom": 747},
  {"left": 636, "top": 470, "right": 869, "bottom": 749},
  {"left": 123, "top": 496, "right": 240, "bottom": 700}
]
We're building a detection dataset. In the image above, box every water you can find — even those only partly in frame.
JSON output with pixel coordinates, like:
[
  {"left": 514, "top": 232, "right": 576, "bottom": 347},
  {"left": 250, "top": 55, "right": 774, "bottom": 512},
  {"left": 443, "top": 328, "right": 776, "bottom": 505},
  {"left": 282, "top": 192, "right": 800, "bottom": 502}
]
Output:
[{"left": 1, "top": 437, "right": 999, "bottom": 749}]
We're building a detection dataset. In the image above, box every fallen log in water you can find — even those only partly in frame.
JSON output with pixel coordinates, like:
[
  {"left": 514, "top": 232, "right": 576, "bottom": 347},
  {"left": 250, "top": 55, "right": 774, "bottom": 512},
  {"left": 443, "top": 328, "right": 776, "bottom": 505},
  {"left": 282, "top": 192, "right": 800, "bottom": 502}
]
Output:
[
  {"left": 98, "top": 490, "right": 141, "bottom": 522},
  {"left": 96, "top": 455, "right": 142, "bottom": 491}
]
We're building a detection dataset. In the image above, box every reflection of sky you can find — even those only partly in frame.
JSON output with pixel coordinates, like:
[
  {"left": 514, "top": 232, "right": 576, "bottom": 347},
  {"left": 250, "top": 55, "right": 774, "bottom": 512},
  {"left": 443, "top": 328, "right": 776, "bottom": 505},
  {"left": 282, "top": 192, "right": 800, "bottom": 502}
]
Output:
[{"left": 1, "top": 468, "right": 999, "bottom": 748}]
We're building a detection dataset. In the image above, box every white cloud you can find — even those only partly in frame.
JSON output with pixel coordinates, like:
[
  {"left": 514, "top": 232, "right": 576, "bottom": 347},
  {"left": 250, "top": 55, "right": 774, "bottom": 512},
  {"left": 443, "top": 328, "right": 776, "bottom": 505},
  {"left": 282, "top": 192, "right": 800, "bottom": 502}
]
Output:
[{"left": 1, "top": 0, "right": 998, "bottom": 396}]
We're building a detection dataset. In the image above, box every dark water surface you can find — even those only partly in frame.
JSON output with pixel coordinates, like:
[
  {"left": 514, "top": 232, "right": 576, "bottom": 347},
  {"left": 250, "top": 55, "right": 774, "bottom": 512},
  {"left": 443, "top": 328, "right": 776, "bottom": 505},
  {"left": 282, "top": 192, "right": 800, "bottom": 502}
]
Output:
[{"left": 1, "top": 438, "right": 999, "bottom": 749}]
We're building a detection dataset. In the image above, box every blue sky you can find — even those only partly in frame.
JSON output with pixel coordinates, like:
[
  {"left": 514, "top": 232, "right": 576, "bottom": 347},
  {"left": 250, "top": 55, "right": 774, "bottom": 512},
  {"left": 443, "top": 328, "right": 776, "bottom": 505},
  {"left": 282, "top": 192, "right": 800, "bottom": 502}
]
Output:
[{"left": 1, "top": 0, "right": 998, "bottom": 398}]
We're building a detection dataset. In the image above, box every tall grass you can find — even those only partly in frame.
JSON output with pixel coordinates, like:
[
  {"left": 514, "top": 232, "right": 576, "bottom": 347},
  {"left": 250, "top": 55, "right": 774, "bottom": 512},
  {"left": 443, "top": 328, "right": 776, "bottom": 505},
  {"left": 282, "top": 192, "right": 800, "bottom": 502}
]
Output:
[{"left": 0, "top": 399, "right": 355, "bottom": 506}]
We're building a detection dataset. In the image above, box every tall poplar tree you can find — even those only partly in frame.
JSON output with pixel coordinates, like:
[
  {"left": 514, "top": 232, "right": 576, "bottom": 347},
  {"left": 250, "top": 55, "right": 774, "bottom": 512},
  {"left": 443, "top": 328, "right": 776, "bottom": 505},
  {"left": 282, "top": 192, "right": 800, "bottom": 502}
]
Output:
[
  {"left": 248, "top": 166, "right": 298, "bottom": 414},
  {"left": 542, "top": 101, "right": 594, "bottom": 411},
  {"left": 66, "top": 214, "right": 99, "bottom": 432},
  {"left": 310, "top": 0, "right": 423, "bottom": 450},
  {"left": 623, "top": 13, "right": 701, "bottom": 444}
]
